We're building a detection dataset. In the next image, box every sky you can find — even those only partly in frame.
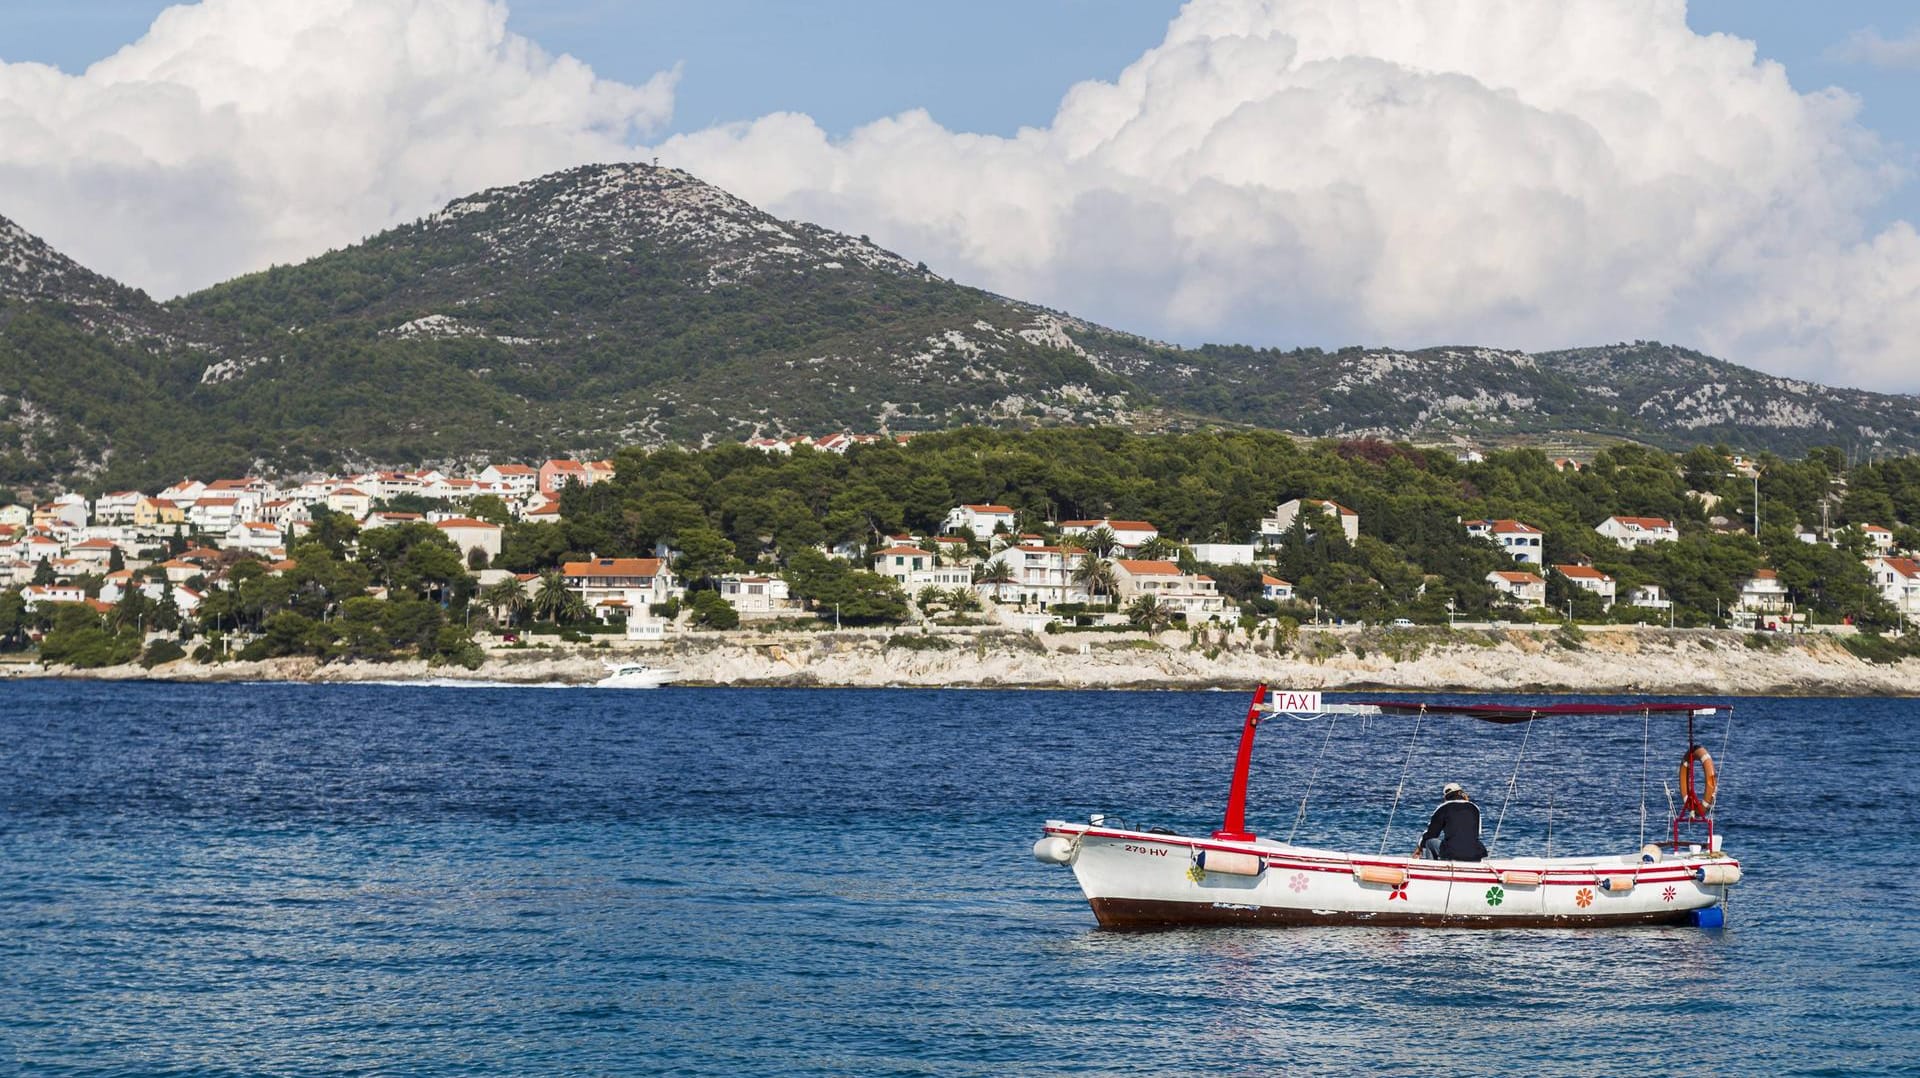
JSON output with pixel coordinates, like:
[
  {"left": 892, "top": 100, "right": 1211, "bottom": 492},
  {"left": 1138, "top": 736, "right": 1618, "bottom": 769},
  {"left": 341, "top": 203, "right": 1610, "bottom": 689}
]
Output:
[{"left": 4, "top": 1, "right": 1920, "bottom": 393}]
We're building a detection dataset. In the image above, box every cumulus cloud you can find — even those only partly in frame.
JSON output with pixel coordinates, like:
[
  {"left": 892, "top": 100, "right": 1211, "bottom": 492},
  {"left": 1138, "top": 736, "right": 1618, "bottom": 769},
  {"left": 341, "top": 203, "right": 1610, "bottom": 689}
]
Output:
[
  {"left": 1829, "top": 27, "right": 1920, "bottom": 70},
  {"left": 0, "top": 0, "right": 675, "bottom": 296},
  {"left": 7, "top": 0, "right": 1920, "bottom": 393},
  {"left": 662, "top": 0, "right": 1920, "bottom": 392}
]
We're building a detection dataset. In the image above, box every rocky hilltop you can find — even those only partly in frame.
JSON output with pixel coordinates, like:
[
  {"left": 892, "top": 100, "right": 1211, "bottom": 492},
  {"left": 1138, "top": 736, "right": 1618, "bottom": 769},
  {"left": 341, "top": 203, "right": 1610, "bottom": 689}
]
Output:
[{"left": 5, "top": 162, "right": 1920, "bottom": 492}]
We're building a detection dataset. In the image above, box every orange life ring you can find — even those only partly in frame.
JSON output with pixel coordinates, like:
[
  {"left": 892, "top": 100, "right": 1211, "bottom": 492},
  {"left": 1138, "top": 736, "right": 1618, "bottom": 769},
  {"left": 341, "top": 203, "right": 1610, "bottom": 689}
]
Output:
[{"left": 1679, "top": 745, "right": 1717, "bottom": 817}]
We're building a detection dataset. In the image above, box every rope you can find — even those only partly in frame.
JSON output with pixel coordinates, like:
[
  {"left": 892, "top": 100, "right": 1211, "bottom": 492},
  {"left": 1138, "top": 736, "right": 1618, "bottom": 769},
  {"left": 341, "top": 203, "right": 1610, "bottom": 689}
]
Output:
[
  {"left": 1639, "top": 706, "right": 1652, "bottom": 848},
  {"left": 1715, "top": 705, "right": 1735, "bottom": 815},
  {"left": 1489, "top": 710, "right": 1536, "bottom": 854},
  {"left": 1287, "top": 709, "right": 1342, "bottom": 844},
  {"left": 1379, "top": 704, "right": 1425, "bottom": 855}
]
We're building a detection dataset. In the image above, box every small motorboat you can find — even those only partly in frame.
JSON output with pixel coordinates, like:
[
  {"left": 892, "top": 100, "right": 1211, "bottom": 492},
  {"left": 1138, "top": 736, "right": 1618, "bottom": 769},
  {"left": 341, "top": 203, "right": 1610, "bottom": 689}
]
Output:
[
  {"left": 1033, "top": 686, "right": 1740, "bottom": 929},
  {"left": 595, "top": 661, "right": 681, "bottom": 689}
]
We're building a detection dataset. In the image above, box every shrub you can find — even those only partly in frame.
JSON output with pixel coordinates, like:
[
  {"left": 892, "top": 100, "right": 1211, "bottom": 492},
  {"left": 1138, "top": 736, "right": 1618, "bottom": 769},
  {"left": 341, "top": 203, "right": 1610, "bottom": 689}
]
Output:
[
  {"left": 140, "top": 639, "right": 188, "bottom": 668},
  {"left": 690, "top": 589, "right": 741, "bottom": 630}
]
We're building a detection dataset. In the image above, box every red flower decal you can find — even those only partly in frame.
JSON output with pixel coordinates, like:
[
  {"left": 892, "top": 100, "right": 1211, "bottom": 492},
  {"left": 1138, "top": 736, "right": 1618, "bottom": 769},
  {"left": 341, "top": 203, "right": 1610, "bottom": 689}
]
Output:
[
  {"left": 1389, "top": 885, "right": 1409, "bottom": 901},
  {"left": 1662, "top": 885, "right": 1677, "bottom": 902}
]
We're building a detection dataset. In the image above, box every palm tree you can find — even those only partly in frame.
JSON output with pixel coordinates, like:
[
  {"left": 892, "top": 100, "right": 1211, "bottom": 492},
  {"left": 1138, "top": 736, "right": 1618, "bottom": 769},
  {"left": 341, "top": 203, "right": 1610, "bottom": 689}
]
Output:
[
  {"left": 1072, "top": 556, "right": 1118, "bottom": 607},
  {"left": 1126, "top": 595, "right": 1173, "bottom": 633},
  {"left": 974, "top": 559, "right": 1015, "bottom": 603},
  {"left": 530, "top": 569, "right": 572, "bottom": 624},
  {"left": 1134, "top": 536, "right": 1179, "bottom": 562},
  {"left": 1080, "top": 526, "right": 1121, "bottom": 559},
  {"left": 483, "top": 577, "right": 529, "bottom": 627}
]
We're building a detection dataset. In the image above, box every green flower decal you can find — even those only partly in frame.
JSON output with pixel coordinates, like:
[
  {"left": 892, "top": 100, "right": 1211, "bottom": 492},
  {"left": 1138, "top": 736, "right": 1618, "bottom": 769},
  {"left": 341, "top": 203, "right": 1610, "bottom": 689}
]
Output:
[{"left": 1485, "top": 885, "right": 1505, "bottom": 907}]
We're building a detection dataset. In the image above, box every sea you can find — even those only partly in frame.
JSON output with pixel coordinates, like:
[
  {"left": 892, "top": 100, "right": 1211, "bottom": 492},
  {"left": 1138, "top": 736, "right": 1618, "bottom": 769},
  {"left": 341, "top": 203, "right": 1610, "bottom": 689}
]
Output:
[{"left": 1, "top": 681, "right": 1915, "bottom": 1076}]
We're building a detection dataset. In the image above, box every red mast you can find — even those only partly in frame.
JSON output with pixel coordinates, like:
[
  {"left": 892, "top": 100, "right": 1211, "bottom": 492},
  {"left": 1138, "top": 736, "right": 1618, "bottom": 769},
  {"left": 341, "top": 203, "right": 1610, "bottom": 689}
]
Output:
[{"left": 1214, "top": 683, "right": 1267, "bottom": 841}]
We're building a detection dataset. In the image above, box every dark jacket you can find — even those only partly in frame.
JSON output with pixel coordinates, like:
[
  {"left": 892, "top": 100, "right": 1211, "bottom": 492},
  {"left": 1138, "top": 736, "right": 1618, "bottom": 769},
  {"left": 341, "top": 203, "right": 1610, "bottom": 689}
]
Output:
[{"left": 1421, "top": 799, "right": 1488, "bottom": 861}]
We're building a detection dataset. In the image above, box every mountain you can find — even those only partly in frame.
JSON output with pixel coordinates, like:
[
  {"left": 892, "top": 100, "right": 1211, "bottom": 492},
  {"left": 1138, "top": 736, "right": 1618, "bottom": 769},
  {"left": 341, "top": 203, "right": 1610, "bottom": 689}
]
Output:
[
  {"left": 1106, "top": 338, "right": 1920, "bottom": 457},
  {"left": 176, "top": 163, "right": 1139, "bottom": 464},
  {"left": 0, "top": 214, "right": 260, "bottom": 490},
  {"left": 4, "top": 163, "right": 1920, "bottom": 494}
]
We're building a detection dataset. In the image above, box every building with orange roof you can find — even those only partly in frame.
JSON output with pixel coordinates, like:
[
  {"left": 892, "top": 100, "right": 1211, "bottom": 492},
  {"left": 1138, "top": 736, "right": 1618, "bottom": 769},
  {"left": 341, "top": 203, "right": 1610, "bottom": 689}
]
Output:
[
  {"left": 1596, "top": 515, "right": 1679, "bottom": 550},
  {"left": 434, "top": 517, "right": 504, "bottom": 564},
  {"left": 943, "top": 503, "right": 1018, "bottom": 541},
  {"left": 1551, "top": 563, "right": 1616, "bottom": 607},
  {"left": 1866, "top": 555, "right": 1920, "bottom": 621},
  {"left": 561, "top": 557, "right": 681, "bottom": 617},
  {"left": 1486, "top": 570, "right": 1546, "bottom": 608},
  {"left": 1112, "top": 558, "right": 1225, "bottom": 619},
  {"left": 1465, "top": 518, "right": 1545, "bottom": 564}
]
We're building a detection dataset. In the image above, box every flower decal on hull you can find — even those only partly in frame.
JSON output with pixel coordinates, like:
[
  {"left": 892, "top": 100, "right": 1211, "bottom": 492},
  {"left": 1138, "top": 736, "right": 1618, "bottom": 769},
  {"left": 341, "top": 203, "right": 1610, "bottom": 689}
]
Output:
[
  {"left": 1288, "top": 872, "right": 1309, "bottom": 893},
  {"left": 1485, "top": 886, "right": 1505, "bottom": 907},
  {"left": 1663, "top": 885, "right": 1677, "bottom": 902},
  {"left": 1575, "top": 887, "right": 1595, "bottom": 908}
]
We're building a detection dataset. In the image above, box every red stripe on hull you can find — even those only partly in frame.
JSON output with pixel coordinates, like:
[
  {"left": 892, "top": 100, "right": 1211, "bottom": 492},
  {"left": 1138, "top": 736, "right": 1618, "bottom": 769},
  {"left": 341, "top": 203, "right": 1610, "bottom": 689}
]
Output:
[{"left": 1088, "top": 897, "right": 1701, "bottom": 931}]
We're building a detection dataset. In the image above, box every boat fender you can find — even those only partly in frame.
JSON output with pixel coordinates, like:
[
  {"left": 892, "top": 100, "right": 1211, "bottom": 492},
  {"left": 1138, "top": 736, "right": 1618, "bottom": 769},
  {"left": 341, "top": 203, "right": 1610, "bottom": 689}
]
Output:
[
  {"left": 1695, "top": 863, "right": 1742, "bottom": 886},
  {"left": 1679, "top": 744, "right": 1717, "bottom": 816},
  {"left": 1033, "top": 835, "right": 1077, "bottom": 865},
  {"left": 1353, "top": 866, "right": 1408, "bottom": 887},
  {"left": 1196, "top": 849, "right": 1264, "bottom": 877},
  {"left": 1640, "top": 844, "right": 1663, "bottom": 864},
  {"left": 1499, "top": 871, "right": 1542, "bottom": 887},
  {"left": 1690, "top": 906, "right": 1727, "bottom": 928},
  {"left": 1596, "top": 876, "right": 1635, "bottom": 893}
]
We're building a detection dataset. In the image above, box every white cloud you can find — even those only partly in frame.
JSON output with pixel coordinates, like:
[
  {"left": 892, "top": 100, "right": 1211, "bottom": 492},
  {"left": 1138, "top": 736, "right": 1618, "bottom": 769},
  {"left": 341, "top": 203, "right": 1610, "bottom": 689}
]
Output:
[
  {"left": 0, "top": 0, "right": 675, "bottom": 297},
  {"left": 1829, "top": 27, "right": 1920, "bottom": 70},
  {"left": 6, "top": 0, "right": 1920, "bottom": 393},
  {"left": 662, "top": 0, "right": 1920, "bottom": 392}
]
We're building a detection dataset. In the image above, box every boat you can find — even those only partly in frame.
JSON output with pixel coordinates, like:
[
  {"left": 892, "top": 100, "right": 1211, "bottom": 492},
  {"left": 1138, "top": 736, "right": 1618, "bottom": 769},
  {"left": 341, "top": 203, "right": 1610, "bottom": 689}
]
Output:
[
  {"left": 594, "top": 661, "right": 681, "bottom": 689},
  {"left": 1033, "top": 686, "right": 1741, "bottom": 929}
]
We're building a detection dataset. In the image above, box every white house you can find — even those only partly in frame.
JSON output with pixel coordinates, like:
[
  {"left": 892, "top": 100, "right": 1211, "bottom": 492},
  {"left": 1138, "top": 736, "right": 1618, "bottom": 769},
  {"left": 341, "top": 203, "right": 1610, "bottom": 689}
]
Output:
[
  {"left": 1552, "top": 564, "right": 1616, "bottom": 608},
  {"left": 1627, "top": 583, "right": 1673, "bottom": 610},
  {"left": 1260, "top": 574, "right": 1295, "bottom": 602},
  {"left": 1189, "top": 542, "right": 1257, "bottom": 566},
  {"left": 1596, "top": 516, "right": 1680, "bottom": 550},
  {"left": 94, "top": 491, "right": 144, "bottom": 522},
  {"left": 0, "top": 504, "right": 29, "bottom": 528},
  {"left": 65, "top": 537, "right": 120, "bottom": 572},
  {"left": 1736, "top": 569, "right": 1790, "bottom": 614},
  {"left": 222, "top": 521, "right": 284, "bottom": 553},
  {"left": 1464, "top": 519, "right": 1545, "bottom": 565},
  {"left": 21, "top": 583, "right": 86, "bottom": 609},
  {"left": 326, "top": 487, "right": 373, "bottom": 518},
  {"left": 562, "top": 558, "right": 681, "bottom": 615},
  {"left": 1486, "top": 570, "right": 1546, "bottom": 608},
  {"left": 872, "top": 545, "right": 974, "bottom": 593},
  {"left": 1261, "top": 499, "right": 1360, "bottom": 545},
  {"left": 716, "top": 574, "right": 797, "bottom": 615},
  {"left": 979, "top": 541, "right": 1094, "bottom": 608},
  {"left": 434, "top": 517, "right": 504, "bottom": 565},
  {"left": 479, "top": 464, "right": 539, "bottom": 497},
  {"left": 1856, "top": 524, "right": 1896, "bottom": 553},
  {"left": 1058, "top": 518, "right": 1160, "bottom": 551},
  {"left": 1865, "top": 556, "right": 1920, "bottom": 621},
  {"left": 1113, "top": 559, "right": 1226, "bottom": 619},
  {"left": 943, "top": 503, "right": 1018, "bottom": 541}
]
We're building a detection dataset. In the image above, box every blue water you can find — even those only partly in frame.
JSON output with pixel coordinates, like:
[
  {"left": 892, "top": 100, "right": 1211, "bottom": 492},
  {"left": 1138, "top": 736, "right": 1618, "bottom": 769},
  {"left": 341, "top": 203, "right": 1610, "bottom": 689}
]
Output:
[{"left": 1, "top": 682, "right": 1915, "bottom": 1076}]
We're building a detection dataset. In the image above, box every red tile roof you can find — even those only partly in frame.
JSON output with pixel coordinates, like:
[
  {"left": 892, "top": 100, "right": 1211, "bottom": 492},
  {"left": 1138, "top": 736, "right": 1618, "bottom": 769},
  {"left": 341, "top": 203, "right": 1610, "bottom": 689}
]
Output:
[
  {"left": 1116, "top": 559, "right": 1181, "bottom": 575},
  {"left": 1553, "top": 564, "right": 1611, "bottom": 581},
  {"left": 563, "top": 558, "right": 664, "bottom": 578}
]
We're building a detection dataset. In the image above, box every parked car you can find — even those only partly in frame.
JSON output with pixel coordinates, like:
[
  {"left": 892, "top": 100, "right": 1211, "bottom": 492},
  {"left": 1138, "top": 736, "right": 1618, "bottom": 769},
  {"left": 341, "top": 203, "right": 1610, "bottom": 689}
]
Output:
[{"left": 1391, "top": 618, "right": 1415, "bottom": 627}]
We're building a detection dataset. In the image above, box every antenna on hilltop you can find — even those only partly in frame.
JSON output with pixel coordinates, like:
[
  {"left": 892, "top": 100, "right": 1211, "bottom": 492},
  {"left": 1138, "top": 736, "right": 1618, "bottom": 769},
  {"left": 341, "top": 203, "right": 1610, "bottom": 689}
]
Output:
[{"left": 653, "top": 156, "right": 660, "bottom": 168}]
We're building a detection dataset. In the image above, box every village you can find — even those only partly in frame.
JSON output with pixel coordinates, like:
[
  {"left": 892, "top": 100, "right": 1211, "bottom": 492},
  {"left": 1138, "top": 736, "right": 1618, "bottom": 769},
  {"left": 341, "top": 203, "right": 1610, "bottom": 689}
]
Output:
[{"left": 4, "top": 433, "right": 1919, "bottom": 669}]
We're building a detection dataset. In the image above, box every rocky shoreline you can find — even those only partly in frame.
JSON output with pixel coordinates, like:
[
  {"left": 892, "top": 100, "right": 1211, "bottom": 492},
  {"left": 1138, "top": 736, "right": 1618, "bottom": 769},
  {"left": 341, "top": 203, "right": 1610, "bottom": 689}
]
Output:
[{"left": 4, "top": 625, "right": 1918, "bottom": 695}]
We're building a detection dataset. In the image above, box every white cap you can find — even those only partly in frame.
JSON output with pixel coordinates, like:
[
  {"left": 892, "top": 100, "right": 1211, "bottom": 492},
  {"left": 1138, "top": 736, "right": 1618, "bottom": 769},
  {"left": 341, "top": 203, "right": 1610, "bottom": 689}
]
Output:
[{"left": 1443, "top": 782, "right": 1464, "bottom": 796}]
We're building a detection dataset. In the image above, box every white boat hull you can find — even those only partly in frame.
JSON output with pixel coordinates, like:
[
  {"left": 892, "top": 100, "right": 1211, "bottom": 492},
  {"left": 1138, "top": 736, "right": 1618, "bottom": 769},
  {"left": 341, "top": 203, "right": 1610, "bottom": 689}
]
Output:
[
  {"left": 595, "top": 667, "right": 680, "bottom": 689},
  {"left": 1040, "top": 822, "right": 1737, "bottom": 929}
]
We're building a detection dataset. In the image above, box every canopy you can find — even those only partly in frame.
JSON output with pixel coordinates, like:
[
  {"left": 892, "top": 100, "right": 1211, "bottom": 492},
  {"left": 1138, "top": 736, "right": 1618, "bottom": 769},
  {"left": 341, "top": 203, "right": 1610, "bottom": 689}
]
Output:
[{"left": 1349, "top": 700, "right": 1723, "bottom": 725}]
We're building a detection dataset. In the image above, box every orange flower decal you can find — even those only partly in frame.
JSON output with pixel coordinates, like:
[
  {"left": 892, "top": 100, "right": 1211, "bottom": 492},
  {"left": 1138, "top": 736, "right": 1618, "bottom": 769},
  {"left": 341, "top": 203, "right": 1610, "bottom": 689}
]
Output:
[{"left": 1575, "top": 887, "right": 1595, "bottom": 908}]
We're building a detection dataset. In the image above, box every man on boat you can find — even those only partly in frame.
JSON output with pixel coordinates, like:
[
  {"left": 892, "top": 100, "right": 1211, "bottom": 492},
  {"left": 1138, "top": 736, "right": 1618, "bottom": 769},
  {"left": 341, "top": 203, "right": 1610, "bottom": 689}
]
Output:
[{"left": 1415, "top": 782, "right": 1489, "bottom": 861}]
